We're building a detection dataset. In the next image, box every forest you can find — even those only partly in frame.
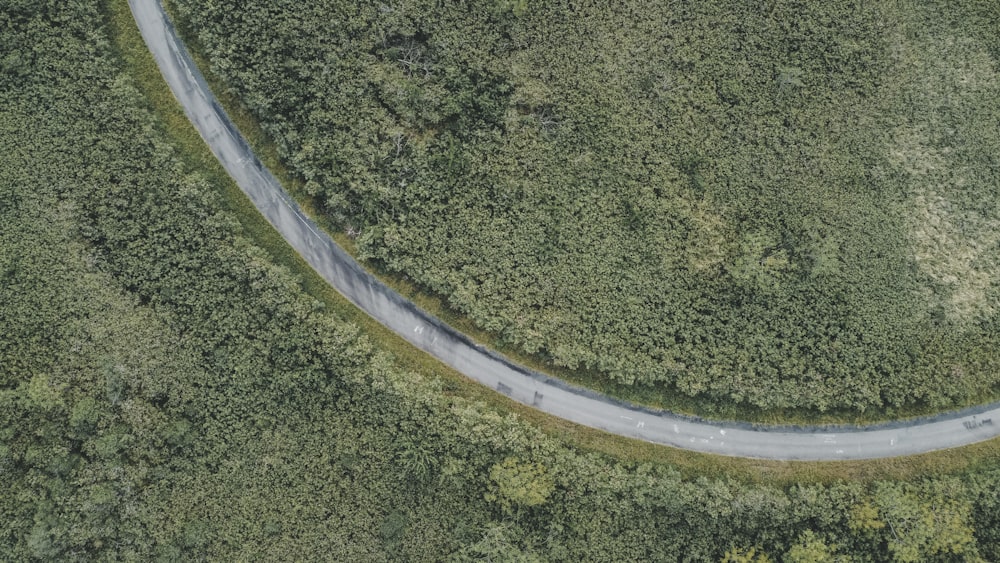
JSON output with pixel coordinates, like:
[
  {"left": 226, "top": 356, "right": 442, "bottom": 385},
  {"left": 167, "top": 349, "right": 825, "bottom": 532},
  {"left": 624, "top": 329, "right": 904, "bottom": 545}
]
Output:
[
  {"left": 167, "top": 0, "right": 1000, "bottom": 413},
  {"left": 3, "top": 1, "right": 1000, "bottom": 561}
]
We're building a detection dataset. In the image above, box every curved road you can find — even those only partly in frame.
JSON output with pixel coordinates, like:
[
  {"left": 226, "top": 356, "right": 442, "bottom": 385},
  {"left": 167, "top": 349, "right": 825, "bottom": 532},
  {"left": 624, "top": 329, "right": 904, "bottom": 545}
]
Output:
[{"left": 129, "top": 0, "right": 1000, "bottom": 460}]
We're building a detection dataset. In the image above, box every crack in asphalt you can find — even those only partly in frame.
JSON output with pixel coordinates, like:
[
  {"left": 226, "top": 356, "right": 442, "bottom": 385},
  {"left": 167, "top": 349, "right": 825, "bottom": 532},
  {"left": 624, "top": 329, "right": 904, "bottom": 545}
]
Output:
[{"left": 129, "top": 0, "right": 1000, "bottom": 460}]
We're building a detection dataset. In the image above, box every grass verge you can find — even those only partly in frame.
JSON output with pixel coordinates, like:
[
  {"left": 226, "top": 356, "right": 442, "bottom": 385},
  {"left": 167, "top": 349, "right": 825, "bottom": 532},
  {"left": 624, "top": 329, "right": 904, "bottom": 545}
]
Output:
[{"left": 106, "top": 0, "right": 1000, "bottom": 484}]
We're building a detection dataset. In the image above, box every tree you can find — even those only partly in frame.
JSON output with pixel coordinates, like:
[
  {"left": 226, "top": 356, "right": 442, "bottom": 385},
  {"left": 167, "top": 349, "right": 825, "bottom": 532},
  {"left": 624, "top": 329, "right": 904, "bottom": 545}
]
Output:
[
  {"left": 721, "top": 546, "right": 772, "bottom": 563},
  {"left": 784, "top": 531, "right": 839, "bottom": 563},
  {"left": 863, "top": 484, "right": 979, "bottom": 562},
  {"left": 449, "top": 523, "right": 542, "bottom": 563},
  {"left": 485, "top": 457, "right": 554, "bottom": 515}
]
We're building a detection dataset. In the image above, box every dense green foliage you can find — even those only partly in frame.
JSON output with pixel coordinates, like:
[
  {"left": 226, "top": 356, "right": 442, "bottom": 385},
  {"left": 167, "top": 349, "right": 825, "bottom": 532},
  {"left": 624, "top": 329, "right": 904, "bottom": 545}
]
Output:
[
  {"left": 170, "top": 0, "right": 1000, "bottom": 412},
  {"left": 6, "top": 1, "right": 1000, "bottom": 561}
]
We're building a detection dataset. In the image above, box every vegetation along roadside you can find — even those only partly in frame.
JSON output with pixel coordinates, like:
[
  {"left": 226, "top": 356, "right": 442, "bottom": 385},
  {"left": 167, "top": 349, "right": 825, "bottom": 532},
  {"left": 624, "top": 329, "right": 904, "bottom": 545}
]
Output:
[
  {"left": 3, "top": 0, "right": 1000, "bottom": 560},
  {"left": 165, "top": 0, "right": 1000, "bottom": 422}
]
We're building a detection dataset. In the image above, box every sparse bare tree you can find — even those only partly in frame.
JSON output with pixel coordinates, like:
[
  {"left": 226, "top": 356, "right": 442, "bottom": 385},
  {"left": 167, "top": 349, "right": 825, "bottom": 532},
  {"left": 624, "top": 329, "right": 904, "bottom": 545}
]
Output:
[
  {"left": 397, "top": 40, "right": 433, "bottom": 78},
  {"left": 533, "top": 105, "right": 560, "bottom": 134}
]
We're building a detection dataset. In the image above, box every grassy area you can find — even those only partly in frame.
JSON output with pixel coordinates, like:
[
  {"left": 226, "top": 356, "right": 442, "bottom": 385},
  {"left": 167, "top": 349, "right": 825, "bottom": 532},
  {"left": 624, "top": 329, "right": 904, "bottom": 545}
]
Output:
[
  {"left": 158, "top": 0, "right": 997, "bottom": 424},
  {"left": 106, "top": 0, "right": 1000, "bottom": 484},
  {"left": 156, "top": 1, "right": 1000, "bottom": 428},
  {"left": 165, "top": 0, "right": 1000, "bottom": 416}
]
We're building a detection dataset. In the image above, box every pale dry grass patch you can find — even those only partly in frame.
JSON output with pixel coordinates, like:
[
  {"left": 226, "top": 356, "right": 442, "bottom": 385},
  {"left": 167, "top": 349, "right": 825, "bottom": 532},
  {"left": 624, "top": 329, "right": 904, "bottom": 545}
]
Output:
[{"left": 889, "top": 33, "right": 1000, "bottom": 322}]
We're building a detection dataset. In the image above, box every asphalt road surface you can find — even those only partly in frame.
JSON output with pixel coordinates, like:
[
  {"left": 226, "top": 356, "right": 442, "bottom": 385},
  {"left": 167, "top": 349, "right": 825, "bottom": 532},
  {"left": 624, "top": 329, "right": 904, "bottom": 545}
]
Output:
[{"left": 129, "top": 0, "right": 1000, "bottom": 460}]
